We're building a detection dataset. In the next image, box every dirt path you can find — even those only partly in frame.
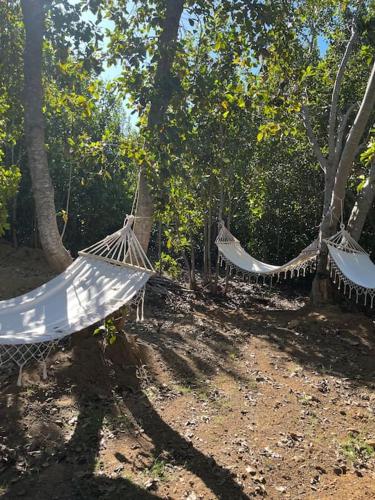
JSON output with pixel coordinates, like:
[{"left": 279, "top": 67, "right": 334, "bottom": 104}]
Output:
[{"left": 0, "top": 244, "right": 374, "bottom": 499}]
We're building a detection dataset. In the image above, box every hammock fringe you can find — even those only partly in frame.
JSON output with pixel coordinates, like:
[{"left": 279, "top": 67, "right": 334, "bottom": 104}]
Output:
[{"left": 325, "top": 227, "right": 375, "bottom": 308}]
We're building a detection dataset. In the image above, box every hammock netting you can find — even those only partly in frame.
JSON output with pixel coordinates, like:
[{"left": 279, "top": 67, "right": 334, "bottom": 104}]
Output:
[{"left": 0, "top": 216, "right": 154, "bottom": 385}]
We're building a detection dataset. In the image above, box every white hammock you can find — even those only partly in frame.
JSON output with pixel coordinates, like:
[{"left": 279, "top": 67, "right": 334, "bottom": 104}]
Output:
[
  {"left": 0, "top": 216, "right": 154, "bottom": 384},
  {"left": 325, "top": 227, "right": 375, "bottom": 307},
  {"left": 216, "top": 223, "right": 318, "bottom": 281}
]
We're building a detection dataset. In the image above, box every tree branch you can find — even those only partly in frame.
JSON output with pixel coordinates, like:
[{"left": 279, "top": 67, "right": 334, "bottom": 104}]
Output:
[
  {"left": 328, "top": 23, "right": 357, "bottom": 162},
  {"left": 347, "top": 158, "right": 375, "bottom": 240},
  {"left": 323, "top": 60, "right": 375, "bottom": 234},
  {"left": 334, "top": 102, "right": 357, "bottom": 164},
  {"left": 302, "top": 104, "right": 327, "bottom": 173}
]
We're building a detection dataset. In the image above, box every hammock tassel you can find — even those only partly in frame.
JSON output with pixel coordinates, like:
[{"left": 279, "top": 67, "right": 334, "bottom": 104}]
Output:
[
  {"left": 42, "top": 361, "right": 47, "bottom": 380},
  {"left": 17, "top": 364, "right": 24, "bottom": 387},
  {"left": 141, "top": 292, "right": 145, "bottom": 322}
]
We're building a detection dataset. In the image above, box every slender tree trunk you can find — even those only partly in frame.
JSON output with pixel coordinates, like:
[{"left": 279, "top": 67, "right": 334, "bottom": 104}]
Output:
[
  {"left": 133, "top": 0, "right": 184, "bottom": 252},
  {"left": 347, "top": 159, "right": 375, "bottom": 240},
  {"left": 21, "top": 0, "right": 71, "bottom": 272},
  {"left": 190, "top": 238, "right": 196, "bottom": 290},
  {"left": 207, "top": 184, "right": 212, "bottom": 285},
  {"left": 157, "top": 219, "right": 162, "bottom": 274},
  {"left": 11, "top": 195, "right": 18, "bottom": 248},
  {"left": 203, "top": 216, "right": 209, "bottom": 281},
  {"left": 182, "top": 249, "right": 192, "bottom": 289},
  {"left": 224, "top": 204, "right": 232, "bottom": 294}
]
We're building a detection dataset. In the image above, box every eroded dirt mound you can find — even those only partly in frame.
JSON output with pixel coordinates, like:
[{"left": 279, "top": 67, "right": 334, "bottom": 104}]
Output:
[
  {"left": 0, "top": 246, "right": 375, "bottom": 499},
  {"left": 0, "top": 241, "right": 55, "bottom": 300}
]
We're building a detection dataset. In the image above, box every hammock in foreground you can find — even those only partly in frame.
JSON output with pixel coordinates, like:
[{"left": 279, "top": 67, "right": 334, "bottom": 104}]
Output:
[
  {"left": 0, "top": 216, "right": 154, "bottom": 385},
  {"left": 325, "top": 227, "right": 375, "bottom": 307},
  {"left": 216, "top": 222, "right": 318, "bottom": 280}
]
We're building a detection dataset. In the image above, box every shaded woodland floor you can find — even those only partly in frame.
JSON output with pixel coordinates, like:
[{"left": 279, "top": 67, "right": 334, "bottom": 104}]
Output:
[{"left": 0, "top": 241, "right": 375, "bottom": 499}]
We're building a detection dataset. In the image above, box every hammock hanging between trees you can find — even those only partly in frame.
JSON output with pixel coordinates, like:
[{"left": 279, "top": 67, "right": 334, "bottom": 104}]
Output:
[
  {"left": 215, "top": 221, "right": 318, "bottom": 281},
  {"left": 325, "top": 226, "right": 375, "bottom": 307},
  {"left": 0, "top": 216, "right": 154, "bottom": 385},
  {"left": 216, "top": 221, "right": 375, "bottom": 308}
]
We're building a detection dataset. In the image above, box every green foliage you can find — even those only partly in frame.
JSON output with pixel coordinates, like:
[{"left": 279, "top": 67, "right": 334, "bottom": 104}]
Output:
[
  {"left": 0, "top": 0, "right": 374, "bottom": 280},
  {"left": 360, "top": 135, "right": 375, "bottom": 166},
  {"left": 340, "top": 433, "right": 374, "bottom": 462},
  {"left": 148, "top": 457, "right": 168, "bottom": 481},
  {"left": 155, "top": 252, "right": 181, "bottom": 279},
  {"left": 0, "top": 165, "right": 20, "bottom": 236},
  {"left": 93, "top": 318, "right": 118, "bottom": 345}
]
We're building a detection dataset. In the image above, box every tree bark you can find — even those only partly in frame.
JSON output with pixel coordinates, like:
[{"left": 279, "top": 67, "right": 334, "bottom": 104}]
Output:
[
  {"left": 321, "top": 61, "right": 375, "bottom": 239},
  {"left": 311, "top": 60, "right": 375, "bottom": 303},
  {"left": 21, "top": 0, "right": 72, "bottom": 272},
  {"left": 347, "top": 159, "right": 375, "bottom": 241},
  {"left": 133, "top": 0, "right": 184, "bottom": 253},
  {"left": 306, "top": 17, "right": 375, "bottom": 305}
]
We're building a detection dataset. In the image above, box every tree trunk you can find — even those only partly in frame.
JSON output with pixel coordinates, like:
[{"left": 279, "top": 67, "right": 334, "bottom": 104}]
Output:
[
  {"left": 323, "top": 61, "right": 375, "bottom": 237},
  {"left": 133, "top": 0, "right": 184, "bottom": 253},
  {"left": 21, "top": 0, "right": 72, "bottom": 272},
  {"left": 312, "top": 60, "right": 375, "bottom": 303},
  {"left": 133, "top": 167, "right": 154, "bottom": 252},
  {"left": 190, "top": 238, "right": 196, "bottom": 290},
  {"left": 203, "top": 216, "right": 209, "bottom": 281},
  {"left": 347, "top": 159, "right": 375, "bottom": 241}
]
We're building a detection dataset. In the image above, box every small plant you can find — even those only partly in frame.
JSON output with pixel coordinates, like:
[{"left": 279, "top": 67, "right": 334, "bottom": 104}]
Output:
[
  {"left": 0, "top": 484, "right": 8, "bottom": 496},
  {"left": 247, "top": 378, "right": 258, "bottom": 391},
  {"left": 298, "top": 394, "right": 313, "bottom": 406},
  {"left": 104, "top": 413, "right": 133, "bottom": 432},
  {"left": 136, "top": 364, "right": 152, "bottom": 389},
  {"left": 155, "top": 252, "right": 181, "bottom": 279},
  {"left": 94, "top": 318, "right": 118, "bottom": 345},
  {"left": 174, "top": 383, "right": 193, "bottom": 395},
  {"left": 149, "top": 457, "right": 167, "bottom": 480},
  {"left": 340, "top": 434, "right": 375, "bottom": 463},
  {"left": 94, "top": 458, "right": 105, "bottom": 473},
  {"left": 228, "top": 351, "right": 238, "bottom": 361},
  {"left": 24, "top": 386, "right": 37, "bottom": 397}
]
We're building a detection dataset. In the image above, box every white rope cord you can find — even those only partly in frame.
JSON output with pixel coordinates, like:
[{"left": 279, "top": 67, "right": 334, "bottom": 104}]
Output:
[{"left": 79, "top": 215, "right": 154, "bottom": 272}]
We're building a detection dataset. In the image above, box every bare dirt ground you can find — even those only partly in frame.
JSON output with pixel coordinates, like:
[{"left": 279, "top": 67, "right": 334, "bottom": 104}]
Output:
[{"left": 0, "top": 241, "right": 375, "bottom": 499}]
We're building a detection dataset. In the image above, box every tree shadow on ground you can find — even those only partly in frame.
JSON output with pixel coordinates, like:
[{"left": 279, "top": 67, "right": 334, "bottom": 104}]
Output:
[
  {"left": 206, "top": 301, "right": 375, "bottom": 387},
  {"left": 3, "top": 282, "right": 373, "bottom": 498},
  {"left": 1, "top": 333, "right": 161, "bottom": 499},
  {"left": 1, "top": 325, "right": 248, "bottom": 499}
]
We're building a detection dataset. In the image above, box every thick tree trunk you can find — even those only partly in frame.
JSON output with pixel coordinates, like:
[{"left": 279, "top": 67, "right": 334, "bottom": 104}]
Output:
[
  {"left": 133, "top": 168, "right": 154, "bottom": 252},
  {"left": 311, "top": 60, "right": 375, "bottom": 304},
  {"left": 323, "top": 61, "right": 375, "bottom": 237},
  {"left": 21, "top": 0, "right": 71, "bottom": 272},
  {"left": 133, "top": 0, "right": 184, "bottom": 253},
  {"left": 347, "top": 159, "right": 375, "bottom": 241}
]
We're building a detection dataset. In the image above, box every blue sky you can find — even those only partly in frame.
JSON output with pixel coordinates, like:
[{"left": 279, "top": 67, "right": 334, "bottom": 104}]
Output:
[{"left": 79, "top": 4, "right": 330, "bottom": 127}]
